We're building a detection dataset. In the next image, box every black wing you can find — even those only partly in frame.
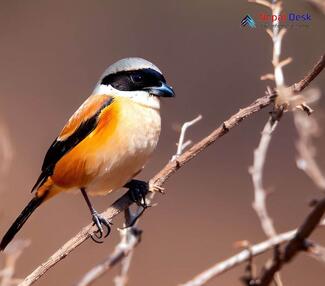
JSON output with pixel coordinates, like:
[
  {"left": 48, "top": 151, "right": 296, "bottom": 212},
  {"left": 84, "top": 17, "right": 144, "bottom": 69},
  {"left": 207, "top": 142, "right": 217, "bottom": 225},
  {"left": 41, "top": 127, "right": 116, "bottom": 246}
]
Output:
[{"left": 31, "top": 97, "right": 113, "bottom": 192}]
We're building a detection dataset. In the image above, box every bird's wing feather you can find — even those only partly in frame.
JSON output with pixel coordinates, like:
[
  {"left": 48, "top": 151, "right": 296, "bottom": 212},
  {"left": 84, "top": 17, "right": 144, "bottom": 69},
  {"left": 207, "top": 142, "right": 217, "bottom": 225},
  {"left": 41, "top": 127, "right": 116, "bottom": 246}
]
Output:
[{"left": 31, "top": 94, "right": 113, "bottom": 192}]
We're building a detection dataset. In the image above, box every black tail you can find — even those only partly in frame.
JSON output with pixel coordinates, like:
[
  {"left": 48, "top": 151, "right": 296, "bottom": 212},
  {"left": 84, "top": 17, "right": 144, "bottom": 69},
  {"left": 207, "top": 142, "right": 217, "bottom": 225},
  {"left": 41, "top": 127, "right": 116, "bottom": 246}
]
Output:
[{"left": 0, "top": 196, "right": 44, "bottom": 251}]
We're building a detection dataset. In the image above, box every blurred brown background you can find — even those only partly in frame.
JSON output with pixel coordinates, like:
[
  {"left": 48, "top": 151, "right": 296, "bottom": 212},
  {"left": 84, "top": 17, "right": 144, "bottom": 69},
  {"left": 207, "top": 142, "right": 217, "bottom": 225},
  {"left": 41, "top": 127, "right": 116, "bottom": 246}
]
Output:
[{"left": 0, "top": 1, "right": 325, "bottom": 285}]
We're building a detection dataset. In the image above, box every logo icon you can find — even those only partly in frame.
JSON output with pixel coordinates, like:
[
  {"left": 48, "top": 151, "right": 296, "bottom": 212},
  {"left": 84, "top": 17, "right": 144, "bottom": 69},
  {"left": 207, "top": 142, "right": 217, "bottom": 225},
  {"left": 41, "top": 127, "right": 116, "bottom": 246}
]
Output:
[{"left": 241, "top": 15, "right": 256, "bottom": 28}]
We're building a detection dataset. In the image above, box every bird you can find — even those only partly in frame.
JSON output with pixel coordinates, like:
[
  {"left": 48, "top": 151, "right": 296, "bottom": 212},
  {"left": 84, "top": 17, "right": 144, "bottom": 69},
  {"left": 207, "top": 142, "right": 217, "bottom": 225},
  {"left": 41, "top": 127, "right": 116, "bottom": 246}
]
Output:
[{"left": 0, "top": 57, "right": 175, "bottom": 250}]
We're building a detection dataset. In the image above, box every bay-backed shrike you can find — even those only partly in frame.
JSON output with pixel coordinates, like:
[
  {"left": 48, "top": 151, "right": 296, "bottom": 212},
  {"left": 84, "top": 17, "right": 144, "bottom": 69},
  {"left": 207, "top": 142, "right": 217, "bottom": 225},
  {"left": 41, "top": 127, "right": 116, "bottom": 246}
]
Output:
[{"left": 0, "top": 57, "right": 175, "bottom": 250}]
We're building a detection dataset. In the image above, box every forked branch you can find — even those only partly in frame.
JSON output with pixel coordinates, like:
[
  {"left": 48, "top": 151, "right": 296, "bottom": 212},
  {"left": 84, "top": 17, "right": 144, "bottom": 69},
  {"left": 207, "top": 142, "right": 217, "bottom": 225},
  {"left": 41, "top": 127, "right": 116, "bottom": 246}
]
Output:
[{"left": 180, "top": 205, "right": 325, "bottom": 286}]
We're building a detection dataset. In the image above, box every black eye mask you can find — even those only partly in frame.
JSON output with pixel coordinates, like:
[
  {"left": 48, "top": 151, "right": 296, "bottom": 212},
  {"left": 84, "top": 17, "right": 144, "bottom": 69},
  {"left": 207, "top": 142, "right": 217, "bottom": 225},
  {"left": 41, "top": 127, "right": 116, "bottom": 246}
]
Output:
[{"left": 100, "top": 68, "right": 166, "bottom": 91}]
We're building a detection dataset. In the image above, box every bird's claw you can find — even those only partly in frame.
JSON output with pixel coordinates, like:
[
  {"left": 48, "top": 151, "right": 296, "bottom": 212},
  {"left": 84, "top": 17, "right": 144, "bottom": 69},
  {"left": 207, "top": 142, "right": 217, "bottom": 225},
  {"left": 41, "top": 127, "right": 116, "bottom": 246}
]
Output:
[
  {"left": 91, "top": 212, "right": 111, "bottom": 243},
  {"left": 127, "top": 180, "right": 149, "bottom": 208}
]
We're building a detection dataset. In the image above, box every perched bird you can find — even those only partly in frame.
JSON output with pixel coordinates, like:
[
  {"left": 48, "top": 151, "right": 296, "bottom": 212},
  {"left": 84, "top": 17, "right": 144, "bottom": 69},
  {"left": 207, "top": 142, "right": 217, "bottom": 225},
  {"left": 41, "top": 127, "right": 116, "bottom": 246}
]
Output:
[{"left": 0, "top": 57, "right": 174, "bottom": 250}]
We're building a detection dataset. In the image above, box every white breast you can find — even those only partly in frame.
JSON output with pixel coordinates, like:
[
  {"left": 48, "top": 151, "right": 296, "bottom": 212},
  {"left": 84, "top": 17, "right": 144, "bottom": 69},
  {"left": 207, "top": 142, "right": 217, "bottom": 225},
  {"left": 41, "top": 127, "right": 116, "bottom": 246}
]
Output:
[{"left": 87, "top": 97, "right": 161, "bottom": 195}]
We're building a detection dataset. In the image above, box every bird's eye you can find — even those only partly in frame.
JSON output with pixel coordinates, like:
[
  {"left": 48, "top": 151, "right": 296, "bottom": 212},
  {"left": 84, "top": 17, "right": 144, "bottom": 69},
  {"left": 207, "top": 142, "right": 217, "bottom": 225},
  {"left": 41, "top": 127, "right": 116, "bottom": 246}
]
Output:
[{"left": 131, "top": 74, "right": 143, "bottom": 83}]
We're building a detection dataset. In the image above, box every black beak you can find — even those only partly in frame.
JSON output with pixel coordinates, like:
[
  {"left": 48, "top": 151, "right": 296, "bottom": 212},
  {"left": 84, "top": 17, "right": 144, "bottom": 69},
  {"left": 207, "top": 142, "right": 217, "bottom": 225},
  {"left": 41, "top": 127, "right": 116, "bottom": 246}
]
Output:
[{"left": 144, "top": 82, "right": 175, "bottom": 98}]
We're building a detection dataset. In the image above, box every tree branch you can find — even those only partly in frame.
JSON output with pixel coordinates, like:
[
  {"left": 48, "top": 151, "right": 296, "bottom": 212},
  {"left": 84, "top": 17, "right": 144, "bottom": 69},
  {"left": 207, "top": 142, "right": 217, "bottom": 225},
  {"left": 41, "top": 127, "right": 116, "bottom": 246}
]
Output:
[
  {"left": 180, "top": 216, "right": 325, "bottom": 286},
  {"left": 250, "top": 116, "right": 279, "bottom": 239},
  {"left": 112, "top": 210, "right": 139, "bottom": 286},
  {"left": 293, "top": 55, "right": 325, "bottom": 93},
  {"left": 171, "top": 114, "right": 202, "bottom": 161},
  {"left": 249, "top": 1, "right": 288, "bottom": 283},
  {"left": 255, "top": 197, "right": 325, "bottom": 286},
  {"left": 76, "top": 226, "right": 141, "bottom": 286},
  {"left": 18, "top": 54, "right": 325, "bottom": 286},
  {"left": 250, "top": 0, "right": 288, "bottom": 240},
  {"left": 180, "top": 230, "right": 295, "bottom": 286}
]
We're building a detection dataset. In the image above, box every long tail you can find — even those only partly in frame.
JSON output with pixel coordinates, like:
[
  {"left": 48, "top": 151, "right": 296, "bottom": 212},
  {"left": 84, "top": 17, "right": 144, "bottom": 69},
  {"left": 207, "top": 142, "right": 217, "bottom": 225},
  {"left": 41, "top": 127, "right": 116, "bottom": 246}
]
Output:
[
  {"left": 0, "top": 176, "right": 59, "bottom": 251},
  {"left": 0, "top": 195, "right": 46, "bottom": 251}
]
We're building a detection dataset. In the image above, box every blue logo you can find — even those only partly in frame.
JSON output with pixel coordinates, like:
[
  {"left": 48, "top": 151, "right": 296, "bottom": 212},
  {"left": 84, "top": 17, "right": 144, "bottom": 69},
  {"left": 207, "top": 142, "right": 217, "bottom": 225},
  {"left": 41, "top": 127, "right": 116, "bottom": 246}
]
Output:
[{"left": 241, "top": 15, "right": 256, "bottom": 28}]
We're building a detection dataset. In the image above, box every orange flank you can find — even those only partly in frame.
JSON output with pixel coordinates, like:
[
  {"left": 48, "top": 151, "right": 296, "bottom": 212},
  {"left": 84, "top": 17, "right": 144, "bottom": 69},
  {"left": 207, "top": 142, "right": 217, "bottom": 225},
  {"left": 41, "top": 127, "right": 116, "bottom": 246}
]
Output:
[
  {"left": 51, "top": 96, "right": 120, "bottom": 189},
  {"left": 33, "top": 93, "right": 161, "bottom": 199}
]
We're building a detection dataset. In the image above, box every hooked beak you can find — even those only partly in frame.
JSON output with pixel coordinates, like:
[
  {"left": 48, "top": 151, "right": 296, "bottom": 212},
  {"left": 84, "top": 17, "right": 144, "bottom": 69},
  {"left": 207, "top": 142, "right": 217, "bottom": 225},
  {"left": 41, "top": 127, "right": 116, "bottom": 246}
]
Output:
[{"left": 144, "top": 82, "right": 175, "bottom": 98}]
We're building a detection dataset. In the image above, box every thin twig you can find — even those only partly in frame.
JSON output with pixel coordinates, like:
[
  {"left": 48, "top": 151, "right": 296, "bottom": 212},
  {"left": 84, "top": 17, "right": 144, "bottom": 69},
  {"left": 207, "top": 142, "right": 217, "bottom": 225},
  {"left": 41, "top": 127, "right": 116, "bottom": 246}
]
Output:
[
  {"left": 250, "top": 117, "right": 279, "bottom": 238},
  {"left": 171, "top": 115, "right": 202, "bottom": 161},
  {"left": 75, "top": 227, "right": 141, "bottom": 286},
  {"left": 110, "top": 209, "right": 141, "bottom": 286},
  {"left": 249, "top": 1, "right": 289, "bottom": 283},
  {"left": 250, "top": 0, "right": 287, "bottom": 238},
  {"left": 76, "top": 209, "right": 142, "bottom": 286},
  {"left": 180, "top": 231, "right": 295, "bottom": 286},
  {"left": 293, "top": 55, "right": 325, "bottom": 93},
  {"left": 113, "top": 240, "right": 134, "bottom": 286},
  {"left": 235, "top": 240, "right": 257, "bottom": 284},
  {"left": 18, "top": 54, "right": 325, "bottom": 286},
  {"left": 112, "top": 210, "right": 138, "bottom": 286},
  {"left": 248, "top": 0, "right": 272, "bottom": 8}
]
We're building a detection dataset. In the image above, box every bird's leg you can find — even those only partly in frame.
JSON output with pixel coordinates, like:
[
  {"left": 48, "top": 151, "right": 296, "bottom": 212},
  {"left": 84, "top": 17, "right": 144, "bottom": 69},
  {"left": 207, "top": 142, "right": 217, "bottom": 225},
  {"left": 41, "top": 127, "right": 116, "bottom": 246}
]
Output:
[
  {"left": 124, "top": 179, "right": 149, "bottom": 208},
  {"left": 80, "top": 188, "right": 111, "bottom": 243}
]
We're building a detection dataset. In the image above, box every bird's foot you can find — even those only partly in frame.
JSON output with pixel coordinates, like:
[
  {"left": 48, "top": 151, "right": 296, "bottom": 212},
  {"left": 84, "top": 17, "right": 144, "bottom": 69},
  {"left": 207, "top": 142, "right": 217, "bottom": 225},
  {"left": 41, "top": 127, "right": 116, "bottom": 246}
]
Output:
[
  {"left": 91, "top": 211, "right": 111, "bottom": 243},
  {"left": 126, "top": 180, "right": 149, "bottom": 208}
]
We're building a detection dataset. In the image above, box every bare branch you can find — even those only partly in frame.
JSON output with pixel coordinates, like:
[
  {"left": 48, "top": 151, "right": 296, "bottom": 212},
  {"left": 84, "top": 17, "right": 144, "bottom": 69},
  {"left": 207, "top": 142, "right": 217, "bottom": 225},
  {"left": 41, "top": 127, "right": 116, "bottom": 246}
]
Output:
[
  {"left": 261, "top": 74, "right": 275, "bottom": 81},
  {"left": 112, "top": 210, "right": 138, "bottom": 286},
  {"left": 249, "top": 2, "right": 288, "bottom": 283},
  {"left": 18, "top": 54, "right": 325, "bottom": 286},
  {"left": 248, "top": 0, "right": 273, "bottom": 8},
  {"left": 250, "top": 117, "right": 279, "bottom": 238},
  {"left": 255, "top": 197, "right": 325, "bottom": 286},
  {"left": 246, "top": 1, "right": 324, "bottom": 283},
  {"left": 75, "top": 227, "right": 141, "bottom": 286},
  {"left": 250, "top": 0, "right": 287, "bottom": 239},
  {"left": 113, "top": 242, "right": 135, "bottom": 286},
  {"left": 293, "top": 55, "right": 325, "bottom": 93},
  {"left": 171, "top": 115, "right": 202, "bottom": 161},
  {"left": 180, "top": 230, "right": 295, "bottom": 286},
  {"left": 278, "top": 57, "right": 292, "bottom": 69},
  {"left": 180, "top": 213, "right": 325, "bottom": 286}
]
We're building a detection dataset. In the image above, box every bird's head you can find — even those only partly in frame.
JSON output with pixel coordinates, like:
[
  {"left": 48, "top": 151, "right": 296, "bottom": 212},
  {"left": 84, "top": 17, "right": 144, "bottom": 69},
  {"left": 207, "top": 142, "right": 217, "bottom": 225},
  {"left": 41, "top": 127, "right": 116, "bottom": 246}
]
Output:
[{"left": 93, "top": 57, "right": 175, "bottom": 109}]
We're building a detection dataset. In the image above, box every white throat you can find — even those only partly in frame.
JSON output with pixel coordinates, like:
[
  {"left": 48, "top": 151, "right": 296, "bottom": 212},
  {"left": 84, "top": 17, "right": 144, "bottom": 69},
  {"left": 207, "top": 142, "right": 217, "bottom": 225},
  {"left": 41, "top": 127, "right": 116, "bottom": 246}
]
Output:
[{"left": 93, "top": 84, "right": 160, "bottom": 110}]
